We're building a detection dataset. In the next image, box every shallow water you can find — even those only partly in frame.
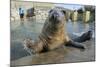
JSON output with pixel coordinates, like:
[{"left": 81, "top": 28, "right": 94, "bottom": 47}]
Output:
[{"left": 10, "top": 19, "right": 95, "bottom": 66}]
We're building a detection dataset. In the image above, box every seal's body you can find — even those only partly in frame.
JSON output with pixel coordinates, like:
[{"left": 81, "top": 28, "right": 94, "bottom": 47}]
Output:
[{"left": 24, "top": 8, "right": 92, "bottom": 54}]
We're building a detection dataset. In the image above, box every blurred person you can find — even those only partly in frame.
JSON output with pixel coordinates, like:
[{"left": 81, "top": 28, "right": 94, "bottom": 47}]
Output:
[{"left": 19, "top": 7, "right": 24, "bottom": 21}]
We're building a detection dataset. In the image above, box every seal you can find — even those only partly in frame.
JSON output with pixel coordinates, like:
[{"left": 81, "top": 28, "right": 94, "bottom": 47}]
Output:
[
  {"left": 73, "top": 30, "right": 92, "bottom": 43},
  {"left": 23, "top": 8, "right": 92, "bottom": 54}
]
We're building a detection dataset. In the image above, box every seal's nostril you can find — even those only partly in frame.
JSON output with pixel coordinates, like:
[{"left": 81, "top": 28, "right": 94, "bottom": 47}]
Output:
[
  {"left": 52, "top": 14, "right": 57, "bottom": 19},
  {"left": 52, "top": 15, "right": 54, "bottom": 19}
]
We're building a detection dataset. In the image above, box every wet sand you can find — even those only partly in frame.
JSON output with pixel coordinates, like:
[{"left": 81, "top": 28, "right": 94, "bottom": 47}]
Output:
[{"left": 11, "top": 38, "right": 95, "bottom": 66}]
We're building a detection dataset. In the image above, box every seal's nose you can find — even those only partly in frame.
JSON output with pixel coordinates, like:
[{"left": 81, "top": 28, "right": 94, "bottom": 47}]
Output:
[{"left": 51, "top": 11, "right": 59, "bottom": 19}]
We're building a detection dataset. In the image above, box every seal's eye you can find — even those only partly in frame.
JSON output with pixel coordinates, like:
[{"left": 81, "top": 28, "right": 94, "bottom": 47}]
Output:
[
  {"left": 61, "top": 10, "right": 66, "bottom": 15},
  {"left": 49, "top": 9, "right": 53, "bottom": 13}
]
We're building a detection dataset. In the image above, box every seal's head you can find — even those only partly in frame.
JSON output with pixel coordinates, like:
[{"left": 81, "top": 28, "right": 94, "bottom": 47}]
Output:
[{"left": 48, "top": 8, "right": 66, "bottom": 25}]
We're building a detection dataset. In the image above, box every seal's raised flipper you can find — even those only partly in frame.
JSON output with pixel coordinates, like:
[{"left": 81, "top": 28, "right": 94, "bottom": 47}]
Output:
[
  {"left": 23, "top": 38, "right": 35, "bottom": 54},
  {"left": 73, "top": 30, "right": 92, "bottom": 43},
  {"left": 23, "top": 38, "right": 49, "bottom": 54},
  {"left": 65, "top": 40, "right": 85, "bottom": 50}
]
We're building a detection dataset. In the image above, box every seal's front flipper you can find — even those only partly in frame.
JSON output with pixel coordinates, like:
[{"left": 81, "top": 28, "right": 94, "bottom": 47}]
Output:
[{"left": 65, "top": 40, "right": 85, "bottom": 50}]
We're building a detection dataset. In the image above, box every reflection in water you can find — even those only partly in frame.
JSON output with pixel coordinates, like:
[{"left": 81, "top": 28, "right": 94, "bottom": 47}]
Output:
[
  {"left": 11, "top": 19, "right": 95, "bottom": 65},
  {"left": 72, "top": 22, "right": 79, "bottom": 33},
  {"left": 84, "top": 23, "right": 90, "bottom": 31},
  {"left": 66, "top": 21, "right": 94, "bottom": 36}
]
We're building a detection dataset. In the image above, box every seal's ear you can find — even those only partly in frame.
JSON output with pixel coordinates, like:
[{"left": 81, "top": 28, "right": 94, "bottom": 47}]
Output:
[{"left": 61, "top": 10, "right": 68, "bottom": 21}]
